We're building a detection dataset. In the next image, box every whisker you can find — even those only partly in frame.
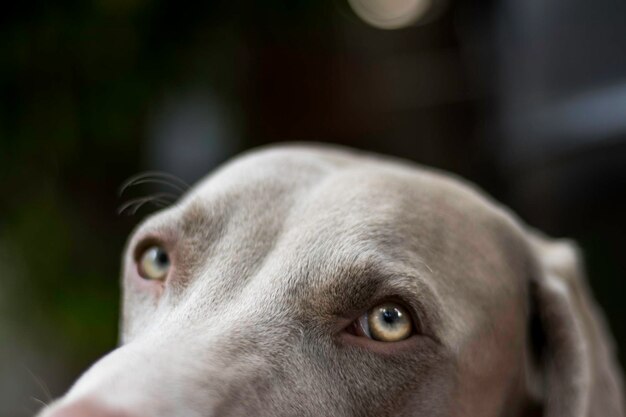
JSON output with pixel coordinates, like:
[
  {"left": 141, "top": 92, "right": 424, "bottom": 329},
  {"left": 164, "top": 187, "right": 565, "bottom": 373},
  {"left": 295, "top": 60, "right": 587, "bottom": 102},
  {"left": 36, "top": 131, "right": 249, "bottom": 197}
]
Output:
[
  {"left": 118, "top": 198, "right": 165, "bottom": 216},
  {"left": 31, "top": 396, "right": 48, "bottom": 407},
  {"left": 120, "top": 178, "right": 188, "bottom": 195},
  {"left": 132, "top": 197, "right": 173, "bottom": 213},
  {"left": 130, "top": 198, "right": 172, "bottom": 215},
  {"left": 119, "top": 171, "right": 190, "bottom": 196},
  {"left": 25, "top": 367, "right": 53, "bottom": 403},
  {"left": 124, "top": 171, "right": 190, "bottom": 188},
  {"left": 118, "top": 193, "right": 178, "bottom": 215}
]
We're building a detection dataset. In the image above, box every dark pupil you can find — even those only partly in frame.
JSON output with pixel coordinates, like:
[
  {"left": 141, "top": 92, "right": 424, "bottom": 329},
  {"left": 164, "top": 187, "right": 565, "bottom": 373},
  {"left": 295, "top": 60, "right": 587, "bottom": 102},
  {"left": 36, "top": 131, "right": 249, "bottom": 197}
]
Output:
[
  {"left": 382, "top": 308, "right": 399, "bottom": 325},
  {"left": 156, "top": 250, "right": 169, "bottom": 266}
]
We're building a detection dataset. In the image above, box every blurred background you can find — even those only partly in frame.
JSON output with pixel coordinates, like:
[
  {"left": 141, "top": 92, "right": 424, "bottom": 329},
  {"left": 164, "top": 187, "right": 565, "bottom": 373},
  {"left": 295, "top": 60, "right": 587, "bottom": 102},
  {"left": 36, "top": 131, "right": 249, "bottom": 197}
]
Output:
[{"left": 1, "top": 0, "right": 625, "bottom": 414}]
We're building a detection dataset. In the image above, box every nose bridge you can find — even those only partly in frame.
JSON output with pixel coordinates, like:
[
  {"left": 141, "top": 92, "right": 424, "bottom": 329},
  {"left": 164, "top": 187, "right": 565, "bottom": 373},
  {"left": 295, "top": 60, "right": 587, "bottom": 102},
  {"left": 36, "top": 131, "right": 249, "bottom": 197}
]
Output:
[
  {"left": 62, "top": 343, "right": 167, "bottom": 405},
  {"left": 51, "top": 273, "right": 297, "bottom": 417},
  {"left": 60, "top": 336, "right": 198, "bottom": 411},
  {"left": 58, "top": 315, "right": 282, "bottom": 416}
]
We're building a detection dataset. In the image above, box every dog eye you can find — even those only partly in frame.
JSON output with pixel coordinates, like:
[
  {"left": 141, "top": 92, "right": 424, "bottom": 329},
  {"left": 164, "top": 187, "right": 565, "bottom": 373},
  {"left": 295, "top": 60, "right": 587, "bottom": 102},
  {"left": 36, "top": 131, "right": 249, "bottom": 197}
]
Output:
[
  {"left": 138, "top": 246, "right": 170, "bottom": 280},
  {"left": 350, "top": 302, "right": 414, "bottom": 342}
]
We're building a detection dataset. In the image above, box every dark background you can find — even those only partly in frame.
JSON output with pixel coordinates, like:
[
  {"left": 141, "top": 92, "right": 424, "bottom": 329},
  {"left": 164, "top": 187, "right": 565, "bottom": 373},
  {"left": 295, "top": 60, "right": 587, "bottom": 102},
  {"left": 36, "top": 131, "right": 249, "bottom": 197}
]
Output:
[{"left": 1, "top": 0, "right": 625, "bottom": 415}]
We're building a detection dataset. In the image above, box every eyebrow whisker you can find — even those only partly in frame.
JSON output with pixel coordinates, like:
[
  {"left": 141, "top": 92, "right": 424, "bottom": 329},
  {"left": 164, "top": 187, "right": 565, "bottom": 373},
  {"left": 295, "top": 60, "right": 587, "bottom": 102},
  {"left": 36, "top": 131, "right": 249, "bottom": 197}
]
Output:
[
  {"left": 31, "top": 396, "right": 48, "bottom": 408},
  {"left": 26, "top": 369, "right": 52, "bottom": 404},
  {"left": 118, "top": 193, "right": 179, "bottom": 215},
  {"left": 119, "top": 171, "right": 190, "bottom": 196}
]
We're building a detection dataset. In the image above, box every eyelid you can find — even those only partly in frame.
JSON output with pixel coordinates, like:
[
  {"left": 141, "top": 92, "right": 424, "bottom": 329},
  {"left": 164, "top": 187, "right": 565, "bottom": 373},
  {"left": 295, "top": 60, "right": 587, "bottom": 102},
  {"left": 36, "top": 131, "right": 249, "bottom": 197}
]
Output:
[{"left": 131, "top": 234, "right": 175, "bottom": 262}]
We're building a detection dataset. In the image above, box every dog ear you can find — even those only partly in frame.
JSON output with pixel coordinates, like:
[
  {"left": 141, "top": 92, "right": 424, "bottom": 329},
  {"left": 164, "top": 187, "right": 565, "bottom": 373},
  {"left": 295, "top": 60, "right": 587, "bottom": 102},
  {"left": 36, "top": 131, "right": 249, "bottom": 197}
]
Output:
[{"left": 524, "top": 231, "right": 624, "bottom": 417}]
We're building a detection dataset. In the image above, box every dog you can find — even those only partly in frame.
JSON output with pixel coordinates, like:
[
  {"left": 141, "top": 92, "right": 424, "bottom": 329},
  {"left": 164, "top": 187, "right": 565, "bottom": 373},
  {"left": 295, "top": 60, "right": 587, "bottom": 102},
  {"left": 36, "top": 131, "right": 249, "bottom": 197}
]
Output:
[{"left": 38, "top": 144, "right": 624, "bottom": 417}]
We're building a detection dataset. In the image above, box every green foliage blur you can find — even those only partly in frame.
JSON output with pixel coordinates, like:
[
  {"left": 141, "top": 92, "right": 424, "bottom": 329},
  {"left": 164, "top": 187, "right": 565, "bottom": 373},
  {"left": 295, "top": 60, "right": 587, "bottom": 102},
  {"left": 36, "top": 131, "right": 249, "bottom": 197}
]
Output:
[{"left": 1, "top": 1, "right": 238, "bottom": 414}]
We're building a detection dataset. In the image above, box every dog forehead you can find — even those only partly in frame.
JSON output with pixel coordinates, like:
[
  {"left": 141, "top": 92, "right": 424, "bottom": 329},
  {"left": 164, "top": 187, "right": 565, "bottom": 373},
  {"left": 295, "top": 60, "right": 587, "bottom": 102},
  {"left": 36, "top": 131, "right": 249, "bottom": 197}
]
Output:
[
  {"left": 189, "top": 145, "right": 358, "bottom": 197},
  {"left": 165, "top": 145, "right": 520, "bottom": 272},
  {"left": 186, "top": 145, "right": 496, "bottom": 216},
  {"left": 186, "top": 148, "right": 517, "bottom": 268}
]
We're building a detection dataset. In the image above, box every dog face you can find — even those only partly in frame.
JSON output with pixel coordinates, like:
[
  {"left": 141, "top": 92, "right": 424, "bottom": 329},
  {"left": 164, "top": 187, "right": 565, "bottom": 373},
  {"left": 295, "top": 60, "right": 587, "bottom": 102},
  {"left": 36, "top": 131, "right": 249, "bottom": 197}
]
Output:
[{"left": 40, "top": 145, "right": 623, "bottom": 417}]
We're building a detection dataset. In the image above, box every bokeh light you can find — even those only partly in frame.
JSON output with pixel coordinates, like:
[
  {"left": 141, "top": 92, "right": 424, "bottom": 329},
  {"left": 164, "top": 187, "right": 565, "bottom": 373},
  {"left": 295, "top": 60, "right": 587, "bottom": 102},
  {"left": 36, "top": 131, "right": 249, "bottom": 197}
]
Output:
[{"left": 347, "top": 0, "right": 435, "bottom": 29}]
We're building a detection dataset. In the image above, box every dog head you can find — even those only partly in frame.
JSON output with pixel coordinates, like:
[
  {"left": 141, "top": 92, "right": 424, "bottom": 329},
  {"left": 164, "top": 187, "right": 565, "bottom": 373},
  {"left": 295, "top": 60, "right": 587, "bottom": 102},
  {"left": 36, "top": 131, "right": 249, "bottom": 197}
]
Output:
[{"left": 39, "top": 145, "right": 623, "bottom": 417}]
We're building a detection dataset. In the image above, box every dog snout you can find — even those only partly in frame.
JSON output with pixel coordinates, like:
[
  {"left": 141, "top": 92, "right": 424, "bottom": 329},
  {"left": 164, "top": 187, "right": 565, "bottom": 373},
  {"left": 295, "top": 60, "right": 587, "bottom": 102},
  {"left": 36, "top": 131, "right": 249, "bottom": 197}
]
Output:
[{"left": 43, "top": 400, "right": 135, "bottom": 417}]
